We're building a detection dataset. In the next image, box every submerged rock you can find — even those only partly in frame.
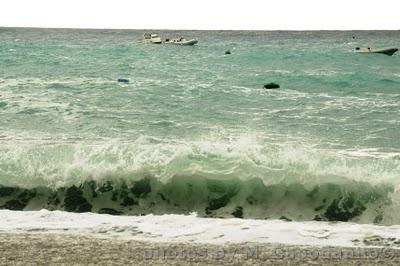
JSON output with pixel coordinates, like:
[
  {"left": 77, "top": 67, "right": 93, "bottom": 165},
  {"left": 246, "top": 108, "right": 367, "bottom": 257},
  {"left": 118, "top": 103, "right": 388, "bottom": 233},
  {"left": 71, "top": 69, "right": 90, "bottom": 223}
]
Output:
[
  {"left": 2, "top": 200, "right": 26, "bottom": 210},
  {"left": 158, "top": 193, "right": 170, "bottom": 203},
  {"left": 64, "top": 186, "right": 92, "bottom": 213},
  {"left": 131, "top": 178, "right": 151, "bottom": 198},
  {"left": 0, "top": 177, "right": 393, "bottom": 223},
  {"left": 120, "top": 196, "right": 137, "bottom": 207},
  {"left": 0, "top": 187, "right": 17, "bottom": 197},
  {"left": 232, "top": 206, "right": 243, "bottom": 218},
  {"left": 313, "top": 215, "right": 323, "bottom": 221},
  {"left": 117, "top": 78, "right": 129, "bottom": 83},
  {"left": 47, "top": 193, "right": 61, "bottom": 206},
  {"left": 98, "top": 181, "right": 114, "bottom": 193},
  {"left": 279, "top": 216, "right": 292, "bottom": 222},
  {"left": 111, "top": 191, "right": 119, "bottom": 202},
  {"left": 98, "top": 208, "right": 123, "bottom": 216},
  {"left": 264, "top": 83, "right": 280, "bottom": 89},
  {"left": 205, "top": 194, "right": 232, "bottom": 214},
  {"left": 18, "top": 189, "right": 36, "bottom": 204},
  {"left": 323, "top": 195, "right": 366, "bottom": 222}
]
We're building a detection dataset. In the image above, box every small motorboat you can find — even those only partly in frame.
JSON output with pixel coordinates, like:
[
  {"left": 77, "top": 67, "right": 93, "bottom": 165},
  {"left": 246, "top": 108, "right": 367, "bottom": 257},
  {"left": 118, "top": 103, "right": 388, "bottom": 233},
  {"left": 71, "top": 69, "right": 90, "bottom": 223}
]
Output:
[
  {"left": 143, "top": 33, "right": 162, "bottom": 44},
  {"left": 355, "top": 47, "right": 398, "bottom": 56},
  {"left": 164, "top": 37, "right": 198, "bottom": 46}
]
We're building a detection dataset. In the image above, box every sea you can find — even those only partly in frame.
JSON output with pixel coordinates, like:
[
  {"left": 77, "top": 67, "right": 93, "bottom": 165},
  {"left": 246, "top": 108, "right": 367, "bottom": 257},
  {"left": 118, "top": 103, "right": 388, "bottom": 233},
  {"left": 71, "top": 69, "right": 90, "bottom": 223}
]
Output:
[{"left": 0, "top": 28, "right": 399, "bottom": 227}]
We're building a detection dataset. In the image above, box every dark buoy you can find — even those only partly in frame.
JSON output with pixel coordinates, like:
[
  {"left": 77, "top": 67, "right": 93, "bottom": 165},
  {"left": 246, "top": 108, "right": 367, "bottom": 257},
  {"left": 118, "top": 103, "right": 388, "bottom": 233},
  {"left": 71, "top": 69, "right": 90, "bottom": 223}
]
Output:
[
  {"left": 225, "top": 50, "right": 231, "bottom": 55},
  {"left": 264, "top": 83, "right": 280, "bottom": 89},
  {"left": 118, "top": 78, "right": 129, "bottom": 83}
]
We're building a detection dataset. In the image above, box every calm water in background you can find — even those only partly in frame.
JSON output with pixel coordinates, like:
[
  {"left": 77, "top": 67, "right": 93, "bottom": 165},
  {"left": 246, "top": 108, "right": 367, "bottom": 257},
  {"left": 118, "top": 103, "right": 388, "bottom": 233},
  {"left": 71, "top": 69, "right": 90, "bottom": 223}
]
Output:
[{"left": 0, "top": 28, "right": 399, "bottom": 223}]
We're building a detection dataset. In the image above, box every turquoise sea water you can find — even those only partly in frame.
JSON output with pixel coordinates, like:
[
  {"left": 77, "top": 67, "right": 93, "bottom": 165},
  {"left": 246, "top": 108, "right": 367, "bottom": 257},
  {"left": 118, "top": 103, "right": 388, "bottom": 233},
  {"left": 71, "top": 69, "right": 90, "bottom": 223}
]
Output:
[{"left": 0, "top": 28, "right": 399, "bottom": 223}]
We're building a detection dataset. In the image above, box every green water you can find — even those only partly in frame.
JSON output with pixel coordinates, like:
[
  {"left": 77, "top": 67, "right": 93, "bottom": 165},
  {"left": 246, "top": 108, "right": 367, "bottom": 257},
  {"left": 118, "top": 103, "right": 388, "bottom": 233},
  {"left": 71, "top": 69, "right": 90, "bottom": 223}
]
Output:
[{"left": 0, "top": 28, "right": 399, "bottom": 222}]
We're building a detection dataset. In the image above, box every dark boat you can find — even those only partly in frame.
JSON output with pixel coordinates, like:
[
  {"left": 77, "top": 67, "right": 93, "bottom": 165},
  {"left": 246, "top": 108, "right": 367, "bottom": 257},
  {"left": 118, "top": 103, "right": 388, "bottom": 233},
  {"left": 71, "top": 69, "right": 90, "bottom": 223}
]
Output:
[{"left": 355, "top": 47, "right": 398, "bottom": 56}]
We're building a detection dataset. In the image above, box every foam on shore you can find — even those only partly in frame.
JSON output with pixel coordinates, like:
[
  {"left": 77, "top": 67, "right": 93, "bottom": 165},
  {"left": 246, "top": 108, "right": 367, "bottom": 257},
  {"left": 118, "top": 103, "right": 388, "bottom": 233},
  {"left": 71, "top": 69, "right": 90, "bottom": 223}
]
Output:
[{"left": 1, "top": 210, "right": 400, "bottom": 248}]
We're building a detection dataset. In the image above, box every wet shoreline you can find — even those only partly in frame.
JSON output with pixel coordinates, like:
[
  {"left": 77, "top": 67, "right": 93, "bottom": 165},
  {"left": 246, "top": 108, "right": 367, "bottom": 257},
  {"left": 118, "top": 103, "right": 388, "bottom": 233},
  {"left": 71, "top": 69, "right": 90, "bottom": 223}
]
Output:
[{"left": 0, "top": 233, "right": 399, "bottom": 265}]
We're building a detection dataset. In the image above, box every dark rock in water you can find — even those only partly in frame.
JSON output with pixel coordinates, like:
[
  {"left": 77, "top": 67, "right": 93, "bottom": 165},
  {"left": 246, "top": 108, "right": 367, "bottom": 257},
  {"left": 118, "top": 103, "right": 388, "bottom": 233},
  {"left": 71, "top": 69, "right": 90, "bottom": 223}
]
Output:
[
  {"left": 0, "top": 188, "right": 35, "bottom": 210},
  {"left": 120, "top": 196, "right": 137, "bottom": 207},
  {"left": 158, "top": 193, "right": 170, "bottom": 203},
  {"left": 98, "top": 181, "right": 114, "bottom": 193},
  {"left": 2, "top": 200, "right": 26, "bottom": 210},
  {"left": 324, "top": 194, "right": 366, "bottom": 222},
  {"left": 98, "top": 208, "right": 123, "bottom": 216},
  {"left": 78, "top": 202, "right": 92, "bottom": 212},
  {"left": 225, "top": 50, "right": 231, "bottom": 55},
  {"left": 64, "top": 185, "right": 92, "bottom": 213},
  {"left": 111, "top": 191, "right": 119, "bottom": 202},
  {"left": 131, "top": 178, "right": 151, "bottom": 198},
  {"left": 246, "top": 196, "right": 257, "bottom": 205},
  {"left": 314, "top": 205, "right": 324, "bottom": 211},
  {"left": 0, "top": 186, "right": 17, "bottom": 197},
  {"left": 279, "top": 216, "right": 292, "bottom": 222},
  {"left": 232, "top": 206, "right": 243, "bottom": 218},
  {"left": 264, "top": 83, "right": 280, "bottom": 89},
  {"left": 119, "top": 189, "right": 129, "bottom": 200},
  {"left": 18, "top": 189, "right": 36, "bottom": 204},
  {"left": 117, "top": 78, "right": 129, "bottom": 83},
  {"left": 47, "top": 193, "right": 61, "bottom": 206},
  {"left": 206, "top": 194, "right": 232, "bottom": 213},
  {"left": 313, "top": 215, "right": 323, "bottom": 221},
  {"left": 205, "top": 180, "right": 240, "bottom": 214}
]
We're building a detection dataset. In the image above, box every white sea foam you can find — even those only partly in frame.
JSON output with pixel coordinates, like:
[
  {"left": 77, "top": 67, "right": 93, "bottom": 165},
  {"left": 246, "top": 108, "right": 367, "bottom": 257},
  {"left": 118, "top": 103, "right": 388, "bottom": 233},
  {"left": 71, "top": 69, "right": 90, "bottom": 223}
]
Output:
[
  {"left": 1, "top": 210, "right": 400, "bottom": 248},
  {"left": 0, "top": 132, "right": 399, "bottom": 188}
]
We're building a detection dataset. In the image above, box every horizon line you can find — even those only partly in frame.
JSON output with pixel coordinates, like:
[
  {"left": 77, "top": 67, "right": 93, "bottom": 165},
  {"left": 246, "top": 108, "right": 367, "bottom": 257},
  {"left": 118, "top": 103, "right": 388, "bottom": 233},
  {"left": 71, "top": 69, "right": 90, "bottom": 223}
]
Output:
[{"left": 1, "top": 26, "right": 400, "bottom": 32}]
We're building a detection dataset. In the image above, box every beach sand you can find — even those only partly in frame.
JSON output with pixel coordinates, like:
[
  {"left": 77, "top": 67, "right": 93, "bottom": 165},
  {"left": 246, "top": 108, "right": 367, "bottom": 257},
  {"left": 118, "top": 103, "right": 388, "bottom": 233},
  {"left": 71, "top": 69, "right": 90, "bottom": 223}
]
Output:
[{"left": 0, "top": 233, "right": 399, "bottom": 265}]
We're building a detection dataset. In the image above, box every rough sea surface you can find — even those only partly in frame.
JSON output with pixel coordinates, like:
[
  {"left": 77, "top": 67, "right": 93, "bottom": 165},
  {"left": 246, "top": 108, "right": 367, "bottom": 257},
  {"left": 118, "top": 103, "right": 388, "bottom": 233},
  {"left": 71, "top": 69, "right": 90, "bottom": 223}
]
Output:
[{"left": 0, "top": 28, "right": 399, "bottom": 224}]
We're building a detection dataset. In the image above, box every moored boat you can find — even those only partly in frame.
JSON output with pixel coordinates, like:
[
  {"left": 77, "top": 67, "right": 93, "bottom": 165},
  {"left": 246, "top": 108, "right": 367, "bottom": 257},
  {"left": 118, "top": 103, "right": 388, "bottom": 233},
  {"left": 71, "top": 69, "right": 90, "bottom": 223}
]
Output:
[
  {"left": 164, "top": 37, "right": 198, "bottom": 46},
  {"left": 355, "top": 47, "right": 398, "bottom": 56},
  {"left": 143, "top": 33, "right": 162, "bottom": 44}
]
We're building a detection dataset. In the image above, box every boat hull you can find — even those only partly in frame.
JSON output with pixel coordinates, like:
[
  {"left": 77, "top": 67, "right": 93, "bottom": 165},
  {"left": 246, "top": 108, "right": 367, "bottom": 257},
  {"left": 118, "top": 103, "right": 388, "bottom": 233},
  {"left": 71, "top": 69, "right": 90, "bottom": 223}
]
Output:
[
  {"left": 355, "top": 47, "right": 398, "bottom": 56},
  {"left": 166, "top": 39, "right": 198, "bottom": 46}
]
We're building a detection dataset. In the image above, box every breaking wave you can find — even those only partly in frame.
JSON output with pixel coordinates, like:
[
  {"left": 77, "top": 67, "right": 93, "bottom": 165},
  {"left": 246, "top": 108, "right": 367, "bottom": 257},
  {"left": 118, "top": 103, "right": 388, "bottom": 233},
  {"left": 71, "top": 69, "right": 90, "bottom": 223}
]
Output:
[
  {"left": 0, "top": 176, "right": 394, "bottom": 224},
  {"left": 0, "top": 135, "right": 399, "bottom": 224}
]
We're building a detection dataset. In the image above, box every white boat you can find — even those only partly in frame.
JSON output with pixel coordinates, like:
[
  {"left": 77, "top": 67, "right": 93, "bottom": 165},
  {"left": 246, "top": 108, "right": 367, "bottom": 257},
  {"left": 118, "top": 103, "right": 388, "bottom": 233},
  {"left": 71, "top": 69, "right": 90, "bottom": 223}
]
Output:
[
  {"left": 164, "top": 37, "right": 198, "bottom": 46},
  {"left": 143, "top": 33, "right": 162, "bottom": 44},
  {"left": 355, "top": 47, "right": 398, "bottom": 56}
]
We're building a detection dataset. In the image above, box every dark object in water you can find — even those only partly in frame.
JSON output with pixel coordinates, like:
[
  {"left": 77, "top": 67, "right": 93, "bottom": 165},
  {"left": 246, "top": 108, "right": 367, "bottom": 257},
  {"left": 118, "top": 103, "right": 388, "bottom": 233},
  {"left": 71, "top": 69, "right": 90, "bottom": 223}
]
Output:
[
  {"left": 264, "top": 83, "right": 280, "bottom": 89},
  {"left": 279, "top": 216, "right": 292, "bottom": 222},
  {"left": 98, "top": 208, "right": 123, "bottom": 216},
  {"left": 225, "top": 50, "right": 231, "bottom": 55},
  {"left": 117, "top": 78, "right": 129, "bottom": 83},
  {"left": 64, "top": 185, "right": 92, "bottom": 213},
  {"left": 232, "top": 206, "right": 243, "bottom": 218}
]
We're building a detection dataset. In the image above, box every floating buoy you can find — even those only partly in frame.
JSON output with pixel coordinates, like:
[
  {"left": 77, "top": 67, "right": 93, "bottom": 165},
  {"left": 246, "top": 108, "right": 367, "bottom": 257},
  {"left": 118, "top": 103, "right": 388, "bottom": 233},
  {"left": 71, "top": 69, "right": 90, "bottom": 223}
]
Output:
[
  {"left": 117, "top": 78, "right": 129, "bottom": 83},
  {"left": 225, "top": 50, "right": 231, "bottom": 55},
  {"left": 263, "top": 83, "right": 280, "bottom": 89}
]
